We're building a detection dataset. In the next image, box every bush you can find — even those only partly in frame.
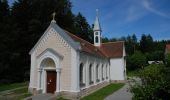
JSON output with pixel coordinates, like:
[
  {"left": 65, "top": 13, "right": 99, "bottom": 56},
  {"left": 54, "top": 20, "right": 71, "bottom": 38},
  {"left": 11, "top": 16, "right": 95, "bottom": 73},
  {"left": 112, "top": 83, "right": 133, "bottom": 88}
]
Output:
[
  {"left": 127, "top": 51, "right": 146, "bottom": 70},
  {"left": 130, "top": 64, "right": 170, "bottom": 100},
  {"left": 165, "top": 53, "right": 170, "bottom": 67}
]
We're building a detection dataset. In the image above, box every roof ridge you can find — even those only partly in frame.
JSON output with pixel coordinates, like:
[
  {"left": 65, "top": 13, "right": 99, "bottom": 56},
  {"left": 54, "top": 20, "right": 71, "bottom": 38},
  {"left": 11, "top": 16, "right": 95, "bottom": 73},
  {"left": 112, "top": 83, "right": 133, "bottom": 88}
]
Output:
[
  {"left": 102, "top": 41, "right": 124, "bottom": 44},
  {"left": 64, "top": 30, "right": 96, "bottom": 47}
]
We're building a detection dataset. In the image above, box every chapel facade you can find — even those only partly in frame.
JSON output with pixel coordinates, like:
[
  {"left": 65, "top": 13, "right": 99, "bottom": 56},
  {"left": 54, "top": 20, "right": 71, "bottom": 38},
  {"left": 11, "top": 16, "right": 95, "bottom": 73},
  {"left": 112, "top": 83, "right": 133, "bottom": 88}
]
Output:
[{"left": 29, "top": 12, "right": 126, "bottom": 99}]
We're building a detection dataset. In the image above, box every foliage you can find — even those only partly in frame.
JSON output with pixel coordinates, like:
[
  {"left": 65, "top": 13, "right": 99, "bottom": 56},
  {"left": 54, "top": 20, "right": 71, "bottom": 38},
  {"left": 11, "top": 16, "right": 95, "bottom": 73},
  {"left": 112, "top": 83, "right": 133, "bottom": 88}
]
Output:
[
  {"left": 0, "top": 0, "right": 170, "bottom": 84},
  {"left": 165, "top": 53, "right": 170, "bottom": 67},
  {"left": 140, "top": 34, "right": 154, "bottom": 53},
  {"left": 145, "top": 50, "right": 164, "bottom": 61},
  {"left": 0, "top": 0, "right": 93, "bottom": 83},
  {"left": 127, "top": 70, "right": 139, "bottom": 77},
  {"left": 127, "top": 51, "right": 146, "bottom": 70},
  {"left": 81, "top": 83, "right": 124, "bottom": 100},
  {"left": 73, "top": 12, "right": 93, "bottom": 43},
  {"left": 130, "top": 64, "right": 170, "bottom": 100}
]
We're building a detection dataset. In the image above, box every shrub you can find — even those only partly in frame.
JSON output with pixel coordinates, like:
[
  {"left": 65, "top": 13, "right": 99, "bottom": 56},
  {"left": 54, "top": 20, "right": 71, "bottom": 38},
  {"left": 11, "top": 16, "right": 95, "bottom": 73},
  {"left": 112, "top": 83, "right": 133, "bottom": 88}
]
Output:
[
  {"left": 165, "top": 53, "right": 170, "bottom": 67},
  {"left": 130, "top": 64, "right": 170, "bottom": 100},
  {"left": 127, "top": 51, "right": 146, "bottom": 70}
]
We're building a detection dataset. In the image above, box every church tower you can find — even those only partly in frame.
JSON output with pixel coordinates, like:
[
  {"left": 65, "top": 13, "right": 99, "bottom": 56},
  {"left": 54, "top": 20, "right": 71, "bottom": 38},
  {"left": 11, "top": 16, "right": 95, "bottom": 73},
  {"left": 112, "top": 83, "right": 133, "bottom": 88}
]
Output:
[{"left": 93, "top": 9, "right": 102, "bottom": 47}]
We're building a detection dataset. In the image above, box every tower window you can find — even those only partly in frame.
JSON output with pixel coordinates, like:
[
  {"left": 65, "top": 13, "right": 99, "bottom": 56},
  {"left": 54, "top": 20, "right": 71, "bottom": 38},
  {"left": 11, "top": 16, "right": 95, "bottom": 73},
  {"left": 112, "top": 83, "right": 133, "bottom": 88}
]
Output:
[
  {"left": 95, "top": 36, "right": 99, "bottom": 43},
  {"left": 95, "top": 32, "right": 98, "bottom": 35}
]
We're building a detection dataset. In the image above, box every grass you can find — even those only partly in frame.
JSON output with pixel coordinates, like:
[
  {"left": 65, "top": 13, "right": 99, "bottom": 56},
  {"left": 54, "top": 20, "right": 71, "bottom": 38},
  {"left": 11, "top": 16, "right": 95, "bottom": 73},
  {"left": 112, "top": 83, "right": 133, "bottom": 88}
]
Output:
[
  {"left": 13, "top": 92, "right": 32, "bottom": 100},
  {"left": 0, "top": 82, "right": 32, "bottom": 100},
  {"left": 12, "top": 87, "right": 28, "bottom": 94},
  {"left": 81, "top": 83, "right": 124, "bottom": 100},
  {"left": 0, "top": 82, "right": 28, "bottom": 92},
  {"left": 127, "top": 70, "right": 139, "bottom": 77}
]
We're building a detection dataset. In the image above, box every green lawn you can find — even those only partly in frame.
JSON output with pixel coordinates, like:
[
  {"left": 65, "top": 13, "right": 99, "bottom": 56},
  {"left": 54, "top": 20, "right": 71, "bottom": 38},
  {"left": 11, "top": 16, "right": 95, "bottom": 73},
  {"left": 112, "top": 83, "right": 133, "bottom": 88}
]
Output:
[
  {"left": 81, "top": 83, "right": 124, "bottom": 100},
  {"left": 0, "top": 82, "right": 32, "bottom": 100},
  {"left": 0, "top": 82, "right": 28, "bottom": 92}
]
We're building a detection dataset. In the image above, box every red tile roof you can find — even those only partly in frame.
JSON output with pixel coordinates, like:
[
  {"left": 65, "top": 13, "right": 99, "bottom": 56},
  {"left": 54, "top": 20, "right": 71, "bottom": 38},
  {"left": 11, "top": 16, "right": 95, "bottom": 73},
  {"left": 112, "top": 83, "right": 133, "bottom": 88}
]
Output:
[
  {"left": 65, "top": 31, "right": 124, "bottom": 58},
  {"left": 166, "top": 44, "right": 170, "bottom": 52},
  {"left": 100, "top": 42, "right": 124, "bottom": 58}
]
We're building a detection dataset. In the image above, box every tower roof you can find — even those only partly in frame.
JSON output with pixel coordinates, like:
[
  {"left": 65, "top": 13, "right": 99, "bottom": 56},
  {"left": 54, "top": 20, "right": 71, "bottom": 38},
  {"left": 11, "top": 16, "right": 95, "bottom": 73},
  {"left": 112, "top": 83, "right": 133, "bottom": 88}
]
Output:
[{"left": 93, "top": 9, "right": 101, "bottom": 31}]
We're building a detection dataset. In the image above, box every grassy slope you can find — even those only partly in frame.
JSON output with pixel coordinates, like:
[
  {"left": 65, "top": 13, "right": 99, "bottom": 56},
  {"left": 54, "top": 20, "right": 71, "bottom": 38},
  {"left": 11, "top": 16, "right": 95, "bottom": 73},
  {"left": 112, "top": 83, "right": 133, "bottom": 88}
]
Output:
[
  {"left": 0, "top": 82, "right": 27, "bottom": 92},
  {"left": 0, "top": 82, "right": 32, "bottom": 100},
  {"left": 81, "top": 83, "right": 124, "bottom": 100}
]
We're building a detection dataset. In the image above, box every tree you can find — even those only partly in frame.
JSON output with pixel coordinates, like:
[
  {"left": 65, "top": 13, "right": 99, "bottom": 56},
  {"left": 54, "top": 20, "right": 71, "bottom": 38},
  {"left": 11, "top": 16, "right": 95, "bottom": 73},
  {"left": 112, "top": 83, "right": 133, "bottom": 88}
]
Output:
[
  {"left": 74, "top": 12, "right": 93, "bottom": 42},
  {"left": 165, "top": 53, "right": 170, "bottom": 67},
  {"left": 0, "top": 0, "right": 9, "bottom": 22},
  {"left": 0, "top": 0, "right": 13, "bottom": 83},
  {"left": 125, "top": 34, "right": 139, "bottom": 55},
  {"left": 131, "top": 64, "right": 170, "bottom": 100},
  {"left": 102, "top": 37, "right": 109, "bottom": 43},
  {"left": 1, "top": 0, "right": 75, "bottom": 82},
  {"left": 0, "top": 0, "right": 94, "bottom": 83},
  {"left": 140, "top": 34, "right": 154, "bottom": 53},
  {"left": 127, "top": 51, "right": 146, "bottom": 70}
]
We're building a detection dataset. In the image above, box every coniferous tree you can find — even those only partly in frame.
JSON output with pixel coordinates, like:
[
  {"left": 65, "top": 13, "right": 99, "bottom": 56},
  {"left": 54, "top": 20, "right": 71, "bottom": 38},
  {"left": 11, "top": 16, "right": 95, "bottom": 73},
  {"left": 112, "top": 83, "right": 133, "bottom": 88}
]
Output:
[
  {"left": 74, "top": 12, "right": 93, "bottom": 42},
  {"left": 0, "top": 0, "right": 94, "bottom": 83},
  {"left": 0, "top": 0, "right": 13, "bottom": 82}
]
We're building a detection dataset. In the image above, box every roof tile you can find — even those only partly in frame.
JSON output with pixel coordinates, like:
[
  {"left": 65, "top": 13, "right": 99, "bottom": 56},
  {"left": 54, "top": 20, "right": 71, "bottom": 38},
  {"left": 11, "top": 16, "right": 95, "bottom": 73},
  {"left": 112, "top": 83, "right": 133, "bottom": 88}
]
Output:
[{"left": 65, "top": 31, "right": 124, "bottom": 58}]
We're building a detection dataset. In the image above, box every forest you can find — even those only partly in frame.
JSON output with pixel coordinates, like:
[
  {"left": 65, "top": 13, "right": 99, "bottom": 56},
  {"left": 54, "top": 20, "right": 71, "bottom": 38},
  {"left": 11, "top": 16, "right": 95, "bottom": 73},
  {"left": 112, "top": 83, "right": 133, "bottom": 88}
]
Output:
[{"left": 0, "top": 0, "right": 170, "bottom": 84}]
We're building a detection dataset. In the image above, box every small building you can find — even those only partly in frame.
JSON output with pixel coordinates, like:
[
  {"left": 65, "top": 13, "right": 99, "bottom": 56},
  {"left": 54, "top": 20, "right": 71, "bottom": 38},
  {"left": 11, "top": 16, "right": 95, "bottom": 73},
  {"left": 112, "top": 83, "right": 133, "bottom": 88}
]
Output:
[
  {"left": 165, "top": 44, "right": 170, "bottom": 54},
  {"left": 28, "top": 12, "right": 126, "bottom": 99}
]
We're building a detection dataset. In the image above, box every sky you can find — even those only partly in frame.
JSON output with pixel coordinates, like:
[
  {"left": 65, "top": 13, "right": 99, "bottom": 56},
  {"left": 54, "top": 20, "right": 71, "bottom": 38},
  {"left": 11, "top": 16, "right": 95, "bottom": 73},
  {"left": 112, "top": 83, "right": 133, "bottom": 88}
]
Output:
[{"left": 8, "top": 0, "right": 170, "bottom": 40}]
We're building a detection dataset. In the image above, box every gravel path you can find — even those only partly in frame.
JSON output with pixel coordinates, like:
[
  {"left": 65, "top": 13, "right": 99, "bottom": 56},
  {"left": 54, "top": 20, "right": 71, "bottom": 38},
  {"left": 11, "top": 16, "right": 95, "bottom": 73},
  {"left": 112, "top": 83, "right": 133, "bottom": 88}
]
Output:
[{"left": 105, "top": 83, "right": 133, "bottom": 100}]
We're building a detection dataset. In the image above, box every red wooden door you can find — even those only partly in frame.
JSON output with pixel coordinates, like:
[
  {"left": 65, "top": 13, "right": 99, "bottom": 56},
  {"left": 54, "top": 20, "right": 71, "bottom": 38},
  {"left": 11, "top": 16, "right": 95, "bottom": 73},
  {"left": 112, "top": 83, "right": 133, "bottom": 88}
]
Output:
[{"left": 46, "top": 71, "right": 56, "bottom": 93}]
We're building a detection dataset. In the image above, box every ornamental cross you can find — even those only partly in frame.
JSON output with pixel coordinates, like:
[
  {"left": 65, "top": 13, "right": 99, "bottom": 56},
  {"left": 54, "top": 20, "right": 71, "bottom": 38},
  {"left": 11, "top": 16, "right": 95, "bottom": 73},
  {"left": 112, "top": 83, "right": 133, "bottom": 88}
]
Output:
[
  {"left": 96, "top": 9, "right": 99, "bottom": 17},
  {"left": 52, "top": 12, "right": 56, "bottom": 20}
]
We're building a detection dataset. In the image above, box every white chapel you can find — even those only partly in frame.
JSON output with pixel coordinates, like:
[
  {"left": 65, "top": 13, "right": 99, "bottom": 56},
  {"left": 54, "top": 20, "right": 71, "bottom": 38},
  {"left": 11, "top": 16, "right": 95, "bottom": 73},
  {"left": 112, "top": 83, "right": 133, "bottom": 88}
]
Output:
[{"left": 28, "top": 11, "right": 126, "bottom": 99}]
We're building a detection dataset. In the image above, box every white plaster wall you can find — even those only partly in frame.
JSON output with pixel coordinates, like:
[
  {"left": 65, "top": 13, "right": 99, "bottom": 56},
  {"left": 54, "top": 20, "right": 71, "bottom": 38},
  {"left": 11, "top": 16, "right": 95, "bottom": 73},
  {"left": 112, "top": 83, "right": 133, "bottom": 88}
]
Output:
[
  {"left": 79, "top": 53, "right": 110, "bottom": 89},
  {"left": 29, "top": 51, "right": 37, "bottom": 89},
  {"left": 110, "top": 58, "right": 125, "bottom": 80},
  {"left": 70, "top": 48, "right": 80, "bottom": 92}
]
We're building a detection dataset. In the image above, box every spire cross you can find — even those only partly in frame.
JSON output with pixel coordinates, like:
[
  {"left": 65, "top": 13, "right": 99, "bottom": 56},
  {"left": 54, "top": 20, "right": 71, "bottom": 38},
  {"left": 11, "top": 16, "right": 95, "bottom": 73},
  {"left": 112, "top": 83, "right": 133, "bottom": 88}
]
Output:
[
  {"left": 51, "top": 12, "right": 56, "bottom": 23},
  {"left": 52, "top": 12, "right": 56, "bottom": 20},
  {"left": 96, "top": 9, "right": 99, "bottom": 17}
]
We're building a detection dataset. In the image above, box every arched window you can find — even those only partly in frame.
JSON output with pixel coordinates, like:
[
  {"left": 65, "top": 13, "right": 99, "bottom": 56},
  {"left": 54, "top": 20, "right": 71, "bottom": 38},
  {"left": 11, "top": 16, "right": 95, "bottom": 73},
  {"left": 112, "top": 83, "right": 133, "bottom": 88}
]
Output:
[
  {"left": 95, "top": 32, "right": 98, "bottom": 35},
  {"left": 89, "top": 64, "right": 93, "bottom": 84},
  {"left": 102, "top": 65, "right": 104, "bottom": 80},
  {"left": 96, "top": 64, "right": 99, "bottom": 82},
  {"left": 80, "top": 63, "right": 85, "bottom": 87},
  {"left": 95, "top": 36, "right": 99, "bottom": 43},
  {"left": 106, "top": 65, "right": 108, "bottom": 79}
]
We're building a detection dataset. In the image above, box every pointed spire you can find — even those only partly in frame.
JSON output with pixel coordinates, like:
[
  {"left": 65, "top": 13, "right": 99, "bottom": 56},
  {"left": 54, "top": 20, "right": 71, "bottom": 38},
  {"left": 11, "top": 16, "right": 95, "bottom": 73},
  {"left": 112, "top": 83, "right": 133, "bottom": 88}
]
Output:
[
  {"left": 93, "top": 9, "right": 101, "bottom": 31},
  {"left": 51, "top": 12, "right": 56, "bottom": 23}
]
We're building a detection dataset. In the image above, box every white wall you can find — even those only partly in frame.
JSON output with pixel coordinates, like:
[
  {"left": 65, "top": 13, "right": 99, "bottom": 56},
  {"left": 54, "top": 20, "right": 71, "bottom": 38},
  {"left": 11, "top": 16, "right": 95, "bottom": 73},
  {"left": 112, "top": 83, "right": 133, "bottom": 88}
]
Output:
[
  {"left": 110, "top": 58, "right": 125, "bottom": 81},
  {"left": 29, "top": 51, "right": 37, "bottom": 89},
  {"left": 70, "top": 48, "right": 80, "bottom": 92},
  {"left": 79, "top": 53, "right": 110, "bottom": 88}
]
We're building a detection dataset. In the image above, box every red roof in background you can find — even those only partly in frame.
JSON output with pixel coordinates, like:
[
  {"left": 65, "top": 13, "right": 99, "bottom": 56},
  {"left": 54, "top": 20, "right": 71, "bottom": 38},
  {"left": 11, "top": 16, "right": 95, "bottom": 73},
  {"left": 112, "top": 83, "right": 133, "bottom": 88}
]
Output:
[
  {"left": 166, "top": 44, "right": 170, "bottom": 51},
  {"left": 65, "top": 31, "right": 124, "bottom": 58},
  {"left": 100, "top": 42, "right": 124, "bottom": 58}
]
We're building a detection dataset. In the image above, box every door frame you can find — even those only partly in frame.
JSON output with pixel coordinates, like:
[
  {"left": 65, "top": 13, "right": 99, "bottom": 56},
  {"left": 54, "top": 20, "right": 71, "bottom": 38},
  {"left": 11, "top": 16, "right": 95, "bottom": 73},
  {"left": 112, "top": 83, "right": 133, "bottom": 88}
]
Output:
[
  {"left": 43, "top": 68, "right": 56, "bottom": 93},
  {"left": 46, "top": 70, "right": 57, "bottom": 93}
]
